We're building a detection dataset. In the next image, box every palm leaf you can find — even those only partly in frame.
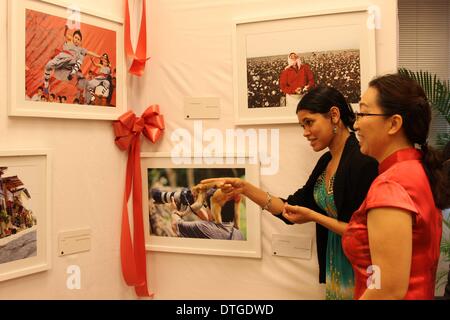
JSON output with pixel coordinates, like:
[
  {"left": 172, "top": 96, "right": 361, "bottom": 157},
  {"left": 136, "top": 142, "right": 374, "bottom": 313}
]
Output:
[
  {"left": 441, "top": 240, "right": 450, "bottom": 260},
  {"left": 444, "top": 215, "right": 450, "bottom": 230},
  {"left": 436, "top": 269, "right": 449, "bottom": 290},
  {"left": 437, "top": 133, "right": 450, "bottom": 149},
  {"left": 398, "top": 68, "right": 450, "bottom": 125}
]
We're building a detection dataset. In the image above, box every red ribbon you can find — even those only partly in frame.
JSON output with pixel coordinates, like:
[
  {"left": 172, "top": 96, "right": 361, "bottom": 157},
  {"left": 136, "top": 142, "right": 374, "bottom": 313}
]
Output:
[
  {"left": 125, "top": 0, "right": 151, "bottom": 76},
  {"left": 113, "top": 105, "right": 164, "bottom": 297}
]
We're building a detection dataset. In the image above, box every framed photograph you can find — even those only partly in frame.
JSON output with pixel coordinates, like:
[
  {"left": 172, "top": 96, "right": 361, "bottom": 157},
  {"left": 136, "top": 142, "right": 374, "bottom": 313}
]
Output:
[
  {"left": 142, "top": 152, "right": 261, "bottom": 258},
  {"left": 0, "top": 150, "right": 51, "bottom": 282},
  {"left": 7, "top": 0, "right": 126, "bottom": 120},
  {"left": 232, "top": 7, "right": 376, "bottom": 125}
]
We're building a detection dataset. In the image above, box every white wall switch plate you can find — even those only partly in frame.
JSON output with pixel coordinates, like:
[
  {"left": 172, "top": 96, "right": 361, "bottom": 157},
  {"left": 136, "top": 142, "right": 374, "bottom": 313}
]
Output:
[
  {"left": 271, "top": 234, "right": 312, "bottom": 259},
  {"left": 184, "top": 97, "right": 220, "bottom": 119},
  {"left": 58, "top": 228, "right": 91, "bottom": 256}
]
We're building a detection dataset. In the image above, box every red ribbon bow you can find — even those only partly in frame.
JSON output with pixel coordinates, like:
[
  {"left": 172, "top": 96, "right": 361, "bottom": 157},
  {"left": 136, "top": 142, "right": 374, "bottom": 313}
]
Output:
[
  {"left": 125, "top": 0, "right": 151, "bottom": 76},
  {"left": 113, "top": 105, "right": 164, "bottom": 297}
]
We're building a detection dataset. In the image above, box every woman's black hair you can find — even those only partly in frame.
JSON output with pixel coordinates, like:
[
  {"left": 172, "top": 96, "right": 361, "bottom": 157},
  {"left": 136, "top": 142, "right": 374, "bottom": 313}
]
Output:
[
  {"left": 444, "top": 141, "right": 450, "bottom": 161},
  {"left": 369, "top": 73, "right": 450, "bottom": 209},
  {"left": 443, "top": 141, "right": 450, "bottom": 202},
  {"left": 296, "top": 85, "right": 356, "bottom": 130}
]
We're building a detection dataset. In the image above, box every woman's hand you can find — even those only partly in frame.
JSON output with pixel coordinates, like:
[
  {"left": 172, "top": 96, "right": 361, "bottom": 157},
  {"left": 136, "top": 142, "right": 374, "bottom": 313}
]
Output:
[
  {"left": 282, "top": 203, "right": 314, "bottom": 224},
  {"left": 200, "top": 177, "right": 246, "bottom": 196}
]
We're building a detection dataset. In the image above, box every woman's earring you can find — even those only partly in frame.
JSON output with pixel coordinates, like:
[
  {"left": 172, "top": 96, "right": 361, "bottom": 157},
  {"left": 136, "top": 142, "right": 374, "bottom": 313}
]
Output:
[{"left": 333, "top": 126, "right": 337, "bottom": 134}]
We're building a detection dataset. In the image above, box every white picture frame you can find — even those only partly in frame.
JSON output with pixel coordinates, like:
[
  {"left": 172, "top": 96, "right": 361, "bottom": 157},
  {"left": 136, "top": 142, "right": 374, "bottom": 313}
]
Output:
[
  {"left": 0, "top": 150, "right": 51, "bottom": 282},
  {"left": 142, "top": 152, "right": 261, "bottom": 258},
  {"left": 232, "top": 7, "right": 376, "bottom": 125},
  {"left": 7, "top": 0, "right": 127, "bottom": 120}
]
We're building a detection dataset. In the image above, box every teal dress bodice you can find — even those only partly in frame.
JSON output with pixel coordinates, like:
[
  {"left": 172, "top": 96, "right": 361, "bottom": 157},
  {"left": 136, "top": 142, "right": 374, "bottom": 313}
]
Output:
[{"left": 314, "top": 171, "right": 354, "bottom": 300}]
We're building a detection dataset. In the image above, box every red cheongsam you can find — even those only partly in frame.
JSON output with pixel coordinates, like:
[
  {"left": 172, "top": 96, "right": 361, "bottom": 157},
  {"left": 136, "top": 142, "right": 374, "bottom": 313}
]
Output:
[{"left": 342, "top": 148, "right": 442, "bottom": 299}]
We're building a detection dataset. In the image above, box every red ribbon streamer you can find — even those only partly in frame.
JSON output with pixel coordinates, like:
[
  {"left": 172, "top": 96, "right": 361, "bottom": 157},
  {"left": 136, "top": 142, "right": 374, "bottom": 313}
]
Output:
[
  {"left": 113, "top": 105, "right": 165, "bottom": 297},
  {"left": 125, "top": 0, "right": 151, "bottom": 76}
]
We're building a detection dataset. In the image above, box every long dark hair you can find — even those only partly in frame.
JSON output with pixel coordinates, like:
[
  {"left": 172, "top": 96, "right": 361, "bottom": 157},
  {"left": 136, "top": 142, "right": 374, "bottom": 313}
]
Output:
[
  {"left": 369, "top": 73, "right": 450, "bottom": 209},
  {"left": 444, "top": 141, "right": 450, "bottom": 195},
  {"left": 296, "top": 85, "right": 356, "bottom": 130}
]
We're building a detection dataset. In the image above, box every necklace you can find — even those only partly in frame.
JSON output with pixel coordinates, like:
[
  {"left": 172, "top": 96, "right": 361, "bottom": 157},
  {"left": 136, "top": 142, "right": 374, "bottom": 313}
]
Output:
[{"left": 327, "top": 175, "right": 335, "bottom": 195}]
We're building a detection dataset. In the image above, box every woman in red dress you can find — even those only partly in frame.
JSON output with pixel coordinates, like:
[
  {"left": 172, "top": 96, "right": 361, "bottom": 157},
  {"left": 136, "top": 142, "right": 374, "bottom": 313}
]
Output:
[{"left": 342, "top": 73, "right": 450, "bottom": 299}]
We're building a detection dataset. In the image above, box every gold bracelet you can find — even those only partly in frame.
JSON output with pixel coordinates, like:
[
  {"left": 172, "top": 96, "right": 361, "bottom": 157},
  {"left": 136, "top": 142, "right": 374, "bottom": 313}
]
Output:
[{"left": 262, "top": 192, "right": 272, "bottom": 211}]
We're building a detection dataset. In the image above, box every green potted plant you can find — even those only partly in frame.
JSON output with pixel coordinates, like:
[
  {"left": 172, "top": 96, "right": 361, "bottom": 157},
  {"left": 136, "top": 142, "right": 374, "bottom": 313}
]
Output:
[
  {"left": 433, "top": 209, "right": 449, "bottom": 295},
  {"left": 398, "top": 68, "right": 450, "bottom": 148}
]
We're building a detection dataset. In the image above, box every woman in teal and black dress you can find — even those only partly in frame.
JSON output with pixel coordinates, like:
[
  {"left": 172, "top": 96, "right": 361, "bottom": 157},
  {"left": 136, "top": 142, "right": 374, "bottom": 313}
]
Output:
[{"left": 202, "top": 86, "right": 378, "bottom": 299}]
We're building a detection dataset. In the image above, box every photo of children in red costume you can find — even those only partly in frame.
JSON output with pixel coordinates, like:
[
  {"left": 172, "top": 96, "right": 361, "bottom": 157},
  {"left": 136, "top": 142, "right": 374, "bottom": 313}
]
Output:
[{"left": 25, "top": 9, "right": 117, "bottom": 107}]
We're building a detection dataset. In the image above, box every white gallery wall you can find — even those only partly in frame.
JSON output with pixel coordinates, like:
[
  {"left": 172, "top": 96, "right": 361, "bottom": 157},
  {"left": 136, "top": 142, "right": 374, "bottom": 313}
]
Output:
[{"left": 0, "top": 0, "right": 397, "bottom": 299}]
